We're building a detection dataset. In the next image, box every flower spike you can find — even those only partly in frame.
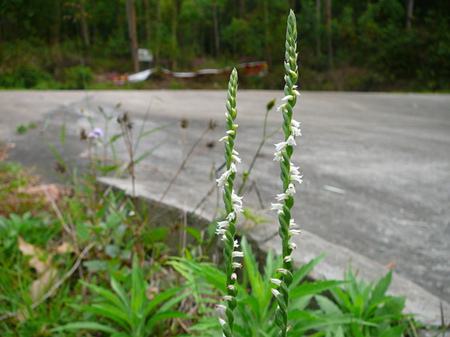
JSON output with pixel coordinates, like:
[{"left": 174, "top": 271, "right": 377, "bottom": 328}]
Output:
[
  {"left": 272, "top": 10, "right": 301, "bottom": 337},
  {"left": 216, "top": 68, "right": 243, "bottom": 337}
]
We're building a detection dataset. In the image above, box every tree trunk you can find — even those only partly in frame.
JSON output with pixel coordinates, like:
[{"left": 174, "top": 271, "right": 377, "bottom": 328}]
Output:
[
  {"left": 171, "top": 0, "right": 182, "bottom": 69},
  {"left": 325, "top": 0, "right": 333, "bottom": 69},
  {"left": 126, "top": 0, "right": 139, "bottom": 72},
  {"left": 263, "top": 0, "right": 271, "bottom": 65},
  {"left": 238, "top": 0, "right": 245, "bottom": 18},
  {"left": 51, "top": 0, "right": 61, "bottom": 45},
  {"left": 212, "top": 0, "right": 220, "bottom": 56},
  {"left": 406, "top": 0, "right": 414, "bottom": 30},
  {"left": 315, "top": 0, "right": 321, "bottom": 57},
  {"left": 155, "top": 0, "right": 161, "bottom": 66},
  {"left": 143, "top": 0, "right": 151, "bottom": 45},
  {"left": 80, "top": 0, "right": 90, "bottom": 47}
]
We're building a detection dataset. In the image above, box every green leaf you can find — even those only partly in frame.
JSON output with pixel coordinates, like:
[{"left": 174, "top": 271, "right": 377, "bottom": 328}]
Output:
[
  {"left": 84, "top": 303, "right": 130, "bottom": 329},
  {"left": 145, "top": 311, "right": 187, "bottom": 334},
  {"left": 131, "top": 254, "right": 145, "bottom": 314},
  {"left": 290, "top": 280, "right": 344, "bottom": 299},
  {"left": 52, "top": 321, "right": 119, "bottom": 334},
  {"left": 144, "top": 287, "right": 182, "bottom": 317},
  {"left": 369, "top": 271, "right": 392, "bottom": 308},
  {"left": 111, "top": 276, "right": 130, "bottom": 309},
  {"left": 379, "top": 325, "right": 405, "bottom": 337},
  {"left": 80, "top": 281, "right": 125, "bottom": 310},
  {"left": 316, "top": 295, "right": 342, "bottom": 315},
  {"left": 290, "top": 255, "right": 325, "bottom": 288}
]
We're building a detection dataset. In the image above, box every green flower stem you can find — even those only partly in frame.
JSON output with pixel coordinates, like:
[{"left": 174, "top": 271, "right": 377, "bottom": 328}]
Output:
[
  {"left": 271, "top": 10, "right": 300, "bottom": 337},
  {"left": 216, "top": 68, "right": 242, "bottom": 337}
]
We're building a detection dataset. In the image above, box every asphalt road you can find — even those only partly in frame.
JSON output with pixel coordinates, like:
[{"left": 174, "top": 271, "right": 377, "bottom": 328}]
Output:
[{"left": 1, "top": 90, "right": 449, "bottom": 303}]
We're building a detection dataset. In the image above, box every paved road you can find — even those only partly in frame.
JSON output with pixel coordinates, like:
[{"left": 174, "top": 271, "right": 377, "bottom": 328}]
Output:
[{"left": 1, "top": 90, "right": 449, "bottom": 303}]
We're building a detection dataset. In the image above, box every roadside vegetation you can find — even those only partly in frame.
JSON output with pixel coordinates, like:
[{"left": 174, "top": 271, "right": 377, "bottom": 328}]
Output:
[{"left": 0, "top": 9, "right": 440, "bottom": 337}]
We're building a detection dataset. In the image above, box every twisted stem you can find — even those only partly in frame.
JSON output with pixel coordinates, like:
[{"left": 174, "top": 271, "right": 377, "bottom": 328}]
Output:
[
  {"left": 216, "top": 68, "right": 243, "bottom": 337},
  {"left": 271, "top": 10, "right": 300, "bottom": 337}
]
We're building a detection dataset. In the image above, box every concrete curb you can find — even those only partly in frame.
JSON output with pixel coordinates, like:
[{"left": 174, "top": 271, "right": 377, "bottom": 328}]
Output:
[{"left": 99, "top": 176, "right": 449, "bottom": 326}]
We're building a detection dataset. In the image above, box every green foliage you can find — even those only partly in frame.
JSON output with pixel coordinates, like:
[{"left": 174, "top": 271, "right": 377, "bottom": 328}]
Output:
[
  {"left": 316, "top": 269, "right": 409, "bottom": 337},
  {"left": 63, "top": 65, "right": 93, "bottom": 89},
  {"left": 53, "top": 255, "right": 187, "bottom": 337},
  {"left": 0, "top": 1, "right": 448, "bottom": 90},
  {"left": 171, "top": 239, "right": 370, "bottom": 337}
]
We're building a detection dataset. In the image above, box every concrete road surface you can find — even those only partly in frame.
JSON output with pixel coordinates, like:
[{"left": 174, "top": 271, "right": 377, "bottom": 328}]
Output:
[{"left": 1, "top": 90, "right": 449, "bottom": 308}]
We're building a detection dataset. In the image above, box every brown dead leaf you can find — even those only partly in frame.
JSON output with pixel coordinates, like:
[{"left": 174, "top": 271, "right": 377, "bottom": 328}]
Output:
[
  {"left": 55, "top": 241, "right": 74, "bottom": 254},
  {"left": 18, "top": 237, "right": 51, "bottom": 274},
  {"left": 0, "top": 143, "right": 15, "bottom": 161},
  {"left": 30, "top": 268, "right": 58, "bottom": 302},
  {"left": 18, "top": 184, "right": 67, "bottom": 203},
  {"left": 17, "top": 237, "right": 58, "bottom": 301}
]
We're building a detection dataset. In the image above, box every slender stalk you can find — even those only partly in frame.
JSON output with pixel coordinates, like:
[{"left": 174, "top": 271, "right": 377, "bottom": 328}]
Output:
[
  {"left": 215, "top": 68, "right": 243, "bottom": 337},
  {"left": 270, "top": 10, "right": 302, "bottom": 337}
]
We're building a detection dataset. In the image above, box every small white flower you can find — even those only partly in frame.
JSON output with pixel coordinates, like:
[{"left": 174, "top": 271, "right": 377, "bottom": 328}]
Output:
[
  {"left": 232, "top": 154, "right": 241, "bottom": 164},
  {"left": 230, "top": 163, "right": 237, "bottom": 173},
  {"left": 216, "top": 169, "right": 231, "bottom": 187},
  {"left": 226, "top": 212, "right": 236, "bottom": 221},
  {"left": 273, "top": 151, "right": 283, "bottom": 162},
  {"left": 289, "top": 242, "right": 297, "bottom": 250},
  {"left": 231, "top": 191, "right": 243, "bottom": 213},
  {"left": 231, "top": 273, "right": 237, "bottom": 280},
  {"left": 233, "top": 240, "right": 239, "bottom": 248},
  {"left": 289, "top": 218, "right": 297, "bottom": 228},
  {"left": 271, "top": 203, "right": 284, "bottom": 214},
  {"left": 271, "top": 288, "right": 281, "bottom": 297},
  {"left": 219, "top": 135, "right": 228, "bottom": 142},
  {"left": 217, "top": 220, "right": 229, "bottom": 229},
  {"left": 232, "top": 251, "right": 244, "bottom": 258},
  {"left": 216, "top": 228, "right": 226, "bottom": 236},
  {"left": 216, "top": 304, "right": 227, "bottom": 313},
  {"left": 289, "top": 229, "right": 301, "bottom": 236},
  {"left": 284, "top": 255, "right": 292, "bottom": 262},
  {"left": 289, "top": 164, "right": 303, "bottom": 184},
  {"left": 275, "top": 193, "right": 288, "bottom": 201},
  {"left": 290, "top": 164, "right": 301, "bottom": 176},
  {"left": 270, "top": 278, "right": 282, "bottom": 286},
  {"left": 227, "top": 285, "right": 235, "bottom": 291},
  {"left": 282, "top": 95, "right": 294, "bottom": 102},
  {"left": 223, "top": 295, "right": 233, "bottom": 301},
  {"left": 226, "top": 130, "right": 235, "bottom": 135},
  {"left": 219, "top": 318, "right": 226, "bottom": 327},
  {"left": 277, "top": 268, "right": 289, "bottom": 275},
  {"left": 291, "top": 119, "right": 302, "bottom": 137},
  {"left": 232, "top": 262, "right": 242, "bottom": 269},
  {"left": 275, "top": 141, "right": 287, "bottom": 152},
  {"left": 286, "top": 183, "right": 296, "bottom": 196},
  {"left": 277, "top": 104, "right": 286, "bottom": 112},
  {"left": 286, "top": 135, "right": 296, "bottom": 147}
]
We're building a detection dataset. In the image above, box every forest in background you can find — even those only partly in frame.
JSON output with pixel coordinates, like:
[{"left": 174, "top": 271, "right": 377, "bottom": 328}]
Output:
[{"left": 0, "top": 0, "right": 449, "bottom": 91}]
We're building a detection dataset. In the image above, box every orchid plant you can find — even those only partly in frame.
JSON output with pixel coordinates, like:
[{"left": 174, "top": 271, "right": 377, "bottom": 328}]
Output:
[
  {"left": 269, "top": 9, "right": 302, "bottom": 337},
  {"left": 215, "top": 68, "right": 244, "bottom": 337},
  {"left": 214, "top": 10, "right": 301, "bottom": 337}
]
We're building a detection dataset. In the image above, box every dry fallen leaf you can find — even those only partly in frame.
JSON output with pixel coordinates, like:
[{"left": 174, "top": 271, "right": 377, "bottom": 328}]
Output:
[
  {"left": 55, "top": 241, "right": 74, "bottom": 254},
  {"left": 18, "top": 184, "right": 67, "bottom": 203},
  {"left": 0, "top": 142, "right": 15, "bottom": 161},
  {"left": 17, "top": 237, "right": 58, "bottom": 301}
]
